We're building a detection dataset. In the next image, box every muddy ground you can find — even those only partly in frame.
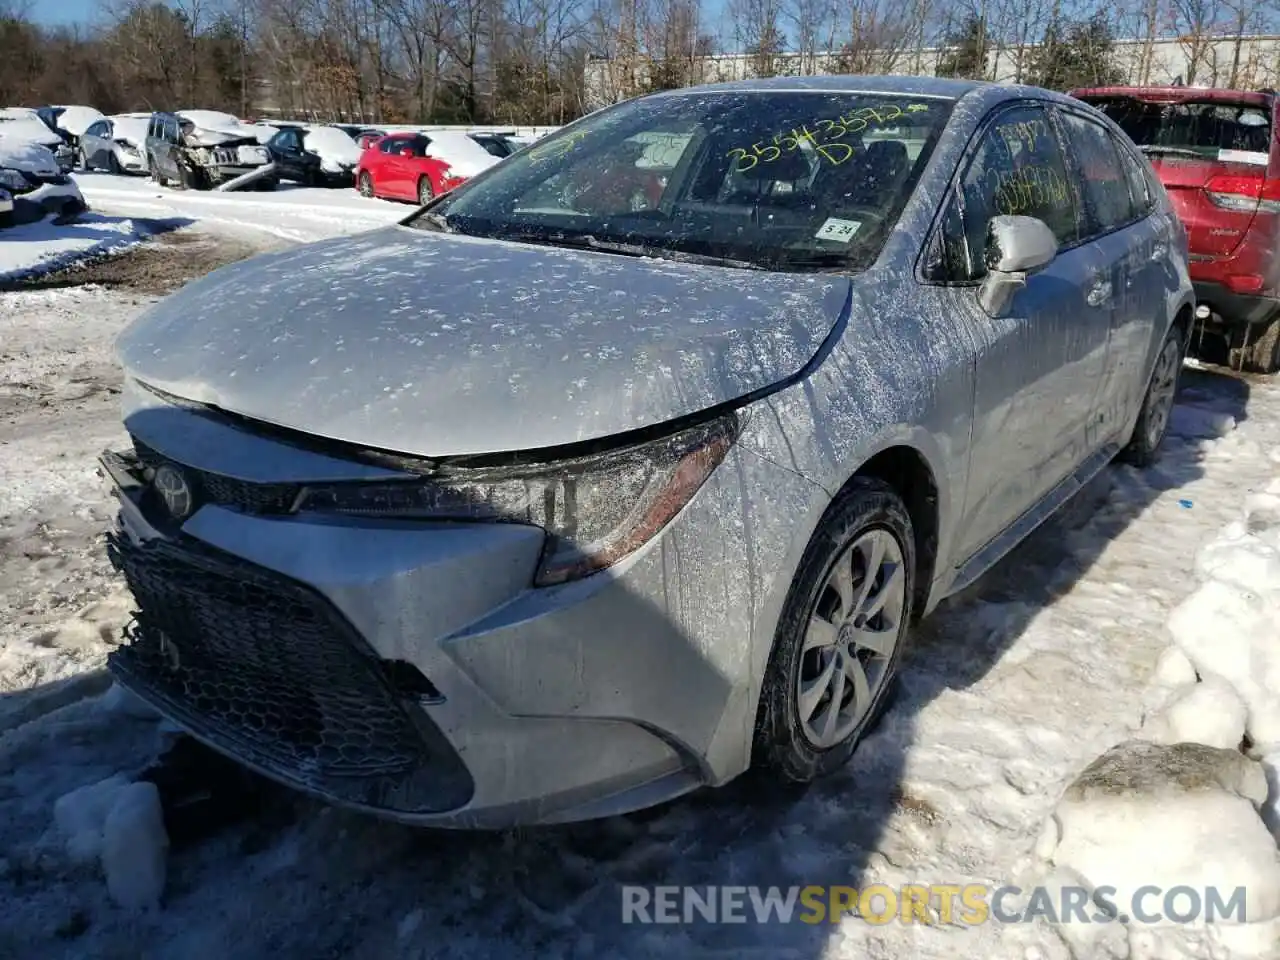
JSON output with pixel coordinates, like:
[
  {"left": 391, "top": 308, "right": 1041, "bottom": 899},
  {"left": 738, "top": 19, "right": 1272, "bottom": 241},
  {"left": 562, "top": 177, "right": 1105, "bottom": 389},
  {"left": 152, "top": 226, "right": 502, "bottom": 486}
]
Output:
[{"left": 8, "top": 227, "right": 275, "bottom": 296}]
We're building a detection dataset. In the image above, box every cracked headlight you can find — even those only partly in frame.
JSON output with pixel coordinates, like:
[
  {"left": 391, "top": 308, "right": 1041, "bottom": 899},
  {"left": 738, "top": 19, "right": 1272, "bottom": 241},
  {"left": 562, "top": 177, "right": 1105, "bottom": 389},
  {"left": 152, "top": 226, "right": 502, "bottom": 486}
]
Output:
[
  {"left": 0, "top": 168, "right": 27, "bottom": 191},
  {"left": 294, "top": 414, "right": 739, "bottom": 585}
]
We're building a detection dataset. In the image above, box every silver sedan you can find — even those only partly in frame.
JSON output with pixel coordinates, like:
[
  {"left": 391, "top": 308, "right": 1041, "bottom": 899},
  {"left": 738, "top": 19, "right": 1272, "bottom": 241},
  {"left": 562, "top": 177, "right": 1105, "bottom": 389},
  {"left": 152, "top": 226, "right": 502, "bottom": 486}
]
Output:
[{"left": 100, "top": 75, "right": 1192, "bottom": 827}]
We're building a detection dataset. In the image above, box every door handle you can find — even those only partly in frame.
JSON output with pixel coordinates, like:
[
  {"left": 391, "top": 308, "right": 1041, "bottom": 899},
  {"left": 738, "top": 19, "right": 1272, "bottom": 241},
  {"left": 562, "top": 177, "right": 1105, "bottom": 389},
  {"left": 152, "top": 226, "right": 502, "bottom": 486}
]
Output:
[
  {"left": 1087, "top": 280, "right": 1112, "bottom": 307},
  {"left": 1151, "top": 241, "right": 1168, "bottom": 261}
]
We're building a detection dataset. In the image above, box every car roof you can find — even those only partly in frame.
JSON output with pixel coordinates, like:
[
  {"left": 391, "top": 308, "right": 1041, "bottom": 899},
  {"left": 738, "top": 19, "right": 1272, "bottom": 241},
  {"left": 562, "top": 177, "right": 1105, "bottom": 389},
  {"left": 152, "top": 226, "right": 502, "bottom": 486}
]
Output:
[{"left": 667, "top": 73, "right": 986, "bottom": 100}]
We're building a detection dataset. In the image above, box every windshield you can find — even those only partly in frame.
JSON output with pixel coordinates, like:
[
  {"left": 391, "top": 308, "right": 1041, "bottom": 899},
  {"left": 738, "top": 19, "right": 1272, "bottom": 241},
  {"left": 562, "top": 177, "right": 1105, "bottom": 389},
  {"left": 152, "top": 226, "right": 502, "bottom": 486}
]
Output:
[
  {"left": 408, "top": 91, "right": 954, "bottom": 272},
  {"left": 1085, "top": 97, "right": 1273, "bottom": 163}
]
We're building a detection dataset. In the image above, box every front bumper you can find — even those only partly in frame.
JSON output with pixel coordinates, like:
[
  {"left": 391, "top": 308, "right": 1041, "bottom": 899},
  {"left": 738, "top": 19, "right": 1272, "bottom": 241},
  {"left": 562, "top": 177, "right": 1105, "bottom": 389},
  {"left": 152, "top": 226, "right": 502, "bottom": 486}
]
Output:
[
  {"left": 11, "top": 179, "right": 85, "bottom": 225},
  {"left": 95, "top": 388, "right": 812, "bottom": 826}
]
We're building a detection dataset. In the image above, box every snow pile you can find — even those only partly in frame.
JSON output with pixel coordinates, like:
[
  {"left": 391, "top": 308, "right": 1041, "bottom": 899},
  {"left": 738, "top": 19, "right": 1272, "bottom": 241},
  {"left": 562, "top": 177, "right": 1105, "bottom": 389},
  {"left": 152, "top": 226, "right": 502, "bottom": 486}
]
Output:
[
  {"left": 53, "top": 776, "right": 169, "bottom": 910},
  {"left": 53, "top": 106, "right": 107, "bottom": 138},
  {"left": 1037, "top": 462, "right": 1280, "bottom": 957},
  {"left": 0, "top": 213, "right": 147, "bottom": 284}
]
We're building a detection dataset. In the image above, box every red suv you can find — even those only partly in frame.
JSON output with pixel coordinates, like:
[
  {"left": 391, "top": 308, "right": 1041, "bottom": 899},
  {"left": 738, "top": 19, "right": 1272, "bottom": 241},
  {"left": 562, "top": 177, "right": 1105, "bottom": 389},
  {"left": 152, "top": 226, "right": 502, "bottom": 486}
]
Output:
[{"left": 1071, "top": 85, "right": 1280, "bottom": 373}]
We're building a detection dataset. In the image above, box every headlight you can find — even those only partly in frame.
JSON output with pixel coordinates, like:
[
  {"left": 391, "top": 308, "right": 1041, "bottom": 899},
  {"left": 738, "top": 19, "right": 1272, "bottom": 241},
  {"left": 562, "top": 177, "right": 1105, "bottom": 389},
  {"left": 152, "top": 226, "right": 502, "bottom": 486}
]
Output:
[
  {"left": 0, "top": 168, "right": 27, "bottom": 191},
  {"left": 294, "top": 414, "right": 739, "bottom": 585}
]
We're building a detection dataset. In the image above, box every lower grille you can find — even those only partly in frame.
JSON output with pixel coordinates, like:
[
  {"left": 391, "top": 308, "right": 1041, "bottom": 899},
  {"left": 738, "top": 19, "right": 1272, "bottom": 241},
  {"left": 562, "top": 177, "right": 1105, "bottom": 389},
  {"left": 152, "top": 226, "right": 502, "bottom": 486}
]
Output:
[{"left": 106, "top": 532, "right": 473, "bottom": 815}]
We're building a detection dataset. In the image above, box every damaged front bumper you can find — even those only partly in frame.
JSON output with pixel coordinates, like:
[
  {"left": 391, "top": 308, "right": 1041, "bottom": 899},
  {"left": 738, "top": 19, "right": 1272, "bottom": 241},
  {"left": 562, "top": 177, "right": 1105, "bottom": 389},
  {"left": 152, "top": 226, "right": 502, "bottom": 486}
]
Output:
[
  {"left": 186, "top": 141, "right": 273, "bottom": 186},
  {"left": 93, "top": 382, "right": 764, "bottom": 828}
]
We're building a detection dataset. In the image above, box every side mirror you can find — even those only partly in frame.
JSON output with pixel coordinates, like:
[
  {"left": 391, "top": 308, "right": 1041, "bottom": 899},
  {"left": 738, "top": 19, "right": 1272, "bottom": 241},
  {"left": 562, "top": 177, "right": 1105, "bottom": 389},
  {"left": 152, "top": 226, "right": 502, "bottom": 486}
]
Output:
[{"left": 977, "top": 215, "right": 1058, "bottom": 318}]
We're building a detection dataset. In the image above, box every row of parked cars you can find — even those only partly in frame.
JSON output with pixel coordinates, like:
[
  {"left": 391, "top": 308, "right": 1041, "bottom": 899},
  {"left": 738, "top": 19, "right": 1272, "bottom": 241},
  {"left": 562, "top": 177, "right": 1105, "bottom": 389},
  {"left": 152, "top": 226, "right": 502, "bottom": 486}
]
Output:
[
  {"left": 0, "top": 102, "right": 533, "bottom": 226},
  {"left": 74, "top": 108, "right": 522, "bottom": 199}
]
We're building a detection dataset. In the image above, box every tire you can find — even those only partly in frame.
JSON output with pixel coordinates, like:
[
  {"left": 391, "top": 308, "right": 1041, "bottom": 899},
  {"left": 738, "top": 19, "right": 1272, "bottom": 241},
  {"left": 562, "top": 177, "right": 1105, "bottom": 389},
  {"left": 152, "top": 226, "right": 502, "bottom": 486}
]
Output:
[
  {"left": 417, "top": 175, "right": 434, "bottom": 206},
  {"left": 358, "top": 171, "right": 374, "bottom": 198},
  {"left": 105, "top": 151, "right": 120, "bottom": 175},
  {"left": 0, "top": 210, "right": 12, "bottom": 230},
  {"left": 77, "top": 148, "right": 89, "bottom": 171},
  {"left": 1245, "top": 318, "right": 1280, "bottom": 374},
  {"left": 753, "top": 478, "right": 915, "bottom": 783},
  {"left": 1120, "top": 326, "right": 1183, "bottom": 467},
  {"left": 148, "top": 155, "right": 165, "bottom": 186}
]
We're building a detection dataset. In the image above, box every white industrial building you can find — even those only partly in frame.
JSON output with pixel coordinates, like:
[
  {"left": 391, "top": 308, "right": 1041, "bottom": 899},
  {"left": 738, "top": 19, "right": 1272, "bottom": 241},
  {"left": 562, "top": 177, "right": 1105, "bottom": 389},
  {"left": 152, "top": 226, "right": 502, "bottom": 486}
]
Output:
[{"left": 584, "top": 33, "right": 1280, "bottom": 109}]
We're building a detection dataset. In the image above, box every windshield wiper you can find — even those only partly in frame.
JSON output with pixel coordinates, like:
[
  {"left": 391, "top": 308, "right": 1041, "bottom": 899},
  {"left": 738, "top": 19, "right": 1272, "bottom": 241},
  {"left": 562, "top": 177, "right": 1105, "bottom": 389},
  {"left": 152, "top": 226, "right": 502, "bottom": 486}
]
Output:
[
  {"left": 1138, "top": 145, "right": 1209, "bottom": 159},
  {"left": 500, "top": 231, "right": 766, "bottom": 270}
]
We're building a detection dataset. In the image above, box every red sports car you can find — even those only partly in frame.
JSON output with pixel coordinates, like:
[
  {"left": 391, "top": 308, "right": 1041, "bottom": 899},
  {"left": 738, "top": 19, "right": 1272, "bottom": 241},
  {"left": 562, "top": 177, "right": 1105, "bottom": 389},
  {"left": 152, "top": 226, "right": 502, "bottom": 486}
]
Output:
[{"left": 354, "top": 131, "right": 497, "bottom": 204}]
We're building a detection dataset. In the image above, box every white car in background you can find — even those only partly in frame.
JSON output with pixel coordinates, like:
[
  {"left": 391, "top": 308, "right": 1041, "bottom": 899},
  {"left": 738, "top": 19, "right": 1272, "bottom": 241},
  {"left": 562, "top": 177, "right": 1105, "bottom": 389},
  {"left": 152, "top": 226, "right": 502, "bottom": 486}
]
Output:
[
  {"left": 78, "top": 114, "right": 150, "bottom": 174},
  {"left": 0, "top": 108, "right": 74, "bottom": 172},
  {"left": 0, "top": 138, "right": 85, "bottom": 226}
]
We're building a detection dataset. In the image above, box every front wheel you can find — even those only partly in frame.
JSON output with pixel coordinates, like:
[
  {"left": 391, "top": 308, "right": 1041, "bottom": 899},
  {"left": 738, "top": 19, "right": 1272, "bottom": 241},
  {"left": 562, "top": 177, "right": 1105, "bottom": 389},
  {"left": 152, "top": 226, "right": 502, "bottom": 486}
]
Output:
[
  {"left": 1120, "top": 327, "right": 1183, "bottom": 467},
  {"left": 417, "top": 175, "right": 435, "bottom": 206},
  {"left": 77, "top": 148, "right": 89, "bottom": 171},
  {"left": 358, "top": 170, "right": 374, "bottom": 198},
  {"left": 753, "top": 478, "right": 915, "bottom": 783}
]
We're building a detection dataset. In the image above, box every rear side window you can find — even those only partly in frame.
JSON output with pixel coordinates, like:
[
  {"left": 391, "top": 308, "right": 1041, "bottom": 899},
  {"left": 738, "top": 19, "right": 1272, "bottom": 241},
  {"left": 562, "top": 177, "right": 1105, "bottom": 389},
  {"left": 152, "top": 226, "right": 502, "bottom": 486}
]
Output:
[
  {"left": 1083, "top": 97, "right": 1272, "bottom": 163},
  {"left": 952, "top": 104, "right": 1079, "bottom": 280},
  {"left": 1117, "top": 142, "right": 1154, "bottom": 215},
  {"left": 379, "top": 137, "right": 403, "bottom": 154},
  {"left": 1058, "top": 111, "right": 1134, "bottom": 235}
]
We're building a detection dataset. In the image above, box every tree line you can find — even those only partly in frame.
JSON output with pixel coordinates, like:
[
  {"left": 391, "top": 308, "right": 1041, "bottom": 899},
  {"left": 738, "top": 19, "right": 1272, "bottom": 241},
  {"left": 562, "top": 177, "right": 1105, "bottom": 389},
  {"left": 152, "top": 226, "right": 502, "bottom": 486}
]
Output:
[{"left": 0, "top": 0, "right": 1278, "bottom": 127}]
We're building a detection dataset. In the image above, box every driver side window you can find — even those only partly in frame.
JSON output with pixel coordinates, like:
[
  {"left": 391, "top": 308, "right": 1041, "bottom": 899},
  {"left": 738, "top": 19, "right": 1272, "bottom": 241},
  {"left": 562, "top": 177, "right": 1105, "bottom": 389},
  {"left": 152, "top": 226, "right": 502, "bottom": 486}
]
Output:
[{"left": 954, "top": 104, "right": 1079, "bottom": 281}]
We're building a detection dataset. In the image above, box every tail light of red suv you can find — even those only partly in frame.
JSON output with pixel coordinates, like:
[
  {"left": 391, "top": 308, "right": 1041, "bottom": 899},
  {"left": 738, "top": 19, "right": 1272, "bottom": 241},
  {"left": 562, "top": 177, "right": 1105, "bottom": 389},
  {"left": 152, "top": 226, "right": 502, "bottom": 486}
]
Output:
[{"left": 1202, "top": 173, "right": 1280, "bottom": 294}]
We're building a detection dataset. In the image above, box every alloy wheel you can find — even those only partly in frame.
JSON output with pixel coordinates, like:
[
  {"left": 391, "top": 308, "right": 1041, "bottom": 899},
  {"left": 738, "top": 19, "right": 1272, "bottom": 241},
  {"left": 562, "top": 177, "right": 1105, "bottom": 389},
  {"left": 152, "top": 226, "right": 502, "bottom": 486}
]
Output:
[
  {"left": 359, "top": 172, "right": 373, "bottom": 197},
  {"left": 796, "top": 527, "right": 906, "bottom": 749}
]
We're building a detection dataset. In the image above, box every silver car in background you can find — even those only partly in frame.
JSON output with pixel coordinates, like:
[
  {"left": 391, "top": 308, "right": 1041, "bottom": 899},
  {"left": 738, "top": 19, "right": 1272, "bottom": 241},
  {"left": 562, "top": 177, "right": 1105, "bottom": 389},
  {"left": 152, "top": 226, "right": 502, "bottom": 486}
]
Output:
[
  {"left": 100, "top": 76, "right": 1192, "bottom": 827},
  {"left": 78, "top": 114, "right": 150, "bottom": 175}
]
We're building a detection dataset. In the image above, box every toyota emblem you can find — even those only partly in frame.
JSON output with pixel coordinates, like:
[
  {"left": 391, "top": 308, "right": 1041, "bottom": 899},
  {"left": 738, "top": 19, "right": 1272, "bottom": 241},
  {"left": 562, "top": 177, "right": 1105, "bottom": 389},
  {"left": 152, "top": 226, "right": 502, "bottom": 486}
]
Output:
[{"left": 152, "top": 464, "right": 195, "bottom": 520}]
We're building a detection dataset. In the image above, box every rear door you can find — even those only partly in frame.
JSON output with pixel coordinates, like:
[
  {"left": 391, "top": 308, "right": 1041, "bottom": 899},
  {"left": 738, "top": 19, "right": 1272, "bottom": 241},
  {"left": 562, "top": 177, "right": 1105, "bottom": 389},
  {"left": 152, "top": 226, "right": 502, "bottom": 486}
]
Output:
[{"left": 1054, "top": 107, "right": 1166, "bottom": 443}]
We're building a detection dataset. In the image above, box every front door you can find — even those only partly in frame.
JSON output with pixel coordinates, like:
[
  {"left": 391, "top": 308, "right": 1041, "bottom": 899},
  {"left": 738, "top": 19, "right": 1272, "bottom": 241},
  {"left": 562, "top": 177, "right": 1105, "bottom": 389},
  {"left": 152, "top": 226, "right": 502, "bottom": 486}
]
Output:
[{"left": 938, "top": 102, "right": 1113, "bottom": 562}]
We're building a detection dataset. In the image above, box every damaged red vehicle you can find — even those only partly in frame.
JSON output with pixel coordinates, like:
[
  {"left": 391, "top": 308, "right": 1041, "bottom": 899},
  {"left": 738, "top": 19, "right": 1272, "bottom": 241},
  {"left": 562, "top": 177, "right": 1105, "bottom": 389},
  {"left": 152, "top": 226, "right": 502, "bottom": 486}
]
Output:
[{"left": 1072, "top": 85, "right": 1280, "bottom": 372}]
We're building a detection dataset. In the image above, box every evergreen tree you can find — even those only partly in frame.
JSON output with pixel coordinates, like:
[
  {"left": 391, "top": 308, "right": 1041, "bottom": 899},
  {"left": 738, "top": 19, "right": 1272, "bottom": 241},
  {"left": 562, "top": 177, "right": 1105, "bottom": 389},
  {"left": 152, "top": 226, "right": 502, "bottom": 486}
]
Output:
[
  {"left": 936, "top": 15, "right": 988, "bottom": 80},
  {"left": 1028, "top": 12, "right": 1124, "bottom": 91}
]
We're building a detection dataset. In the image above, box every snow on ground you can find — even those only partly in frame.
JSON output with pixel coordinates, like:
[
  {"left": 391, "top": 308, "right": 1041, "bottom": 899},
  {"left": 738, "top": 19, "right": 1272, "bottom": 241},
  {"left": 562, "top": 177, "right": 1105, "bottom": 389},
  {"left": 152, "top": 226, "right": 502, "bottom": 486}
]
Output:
[
  {"left": 0, "top": 214, "right": 163, "bottom": 285},
  {"left": 72, "top": 172, "right": 407, "bottom": 244},
  {"left": 2, "top": 202, "right": 1280, "bottom": 958}
]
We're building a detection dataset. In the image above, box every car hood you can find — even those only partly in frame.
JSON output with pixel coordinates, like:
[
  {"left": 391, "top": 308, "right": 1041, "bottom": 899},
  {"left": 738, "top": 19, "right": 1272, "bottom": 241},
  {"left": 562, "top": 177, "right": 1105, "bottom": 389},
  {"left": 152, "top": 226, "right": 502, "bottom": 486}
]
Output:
[
  {"left": 0, "top": 137, "right": 60, "bottom": 175},
  {"left": 115, "top": 227, "right": 852, "bottom": 458}
]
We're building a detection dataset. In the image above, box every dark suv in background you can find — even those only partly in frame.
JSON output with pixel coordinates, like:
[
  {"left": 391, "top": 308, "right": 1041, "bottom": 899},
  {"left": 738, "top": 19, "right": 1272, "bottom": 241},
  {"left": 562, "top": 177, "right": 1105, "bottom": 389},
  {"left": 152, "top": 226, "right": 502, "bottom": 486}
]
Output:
[{"left": 1072, "top": 85, "right": 1280, "bottom": 373}]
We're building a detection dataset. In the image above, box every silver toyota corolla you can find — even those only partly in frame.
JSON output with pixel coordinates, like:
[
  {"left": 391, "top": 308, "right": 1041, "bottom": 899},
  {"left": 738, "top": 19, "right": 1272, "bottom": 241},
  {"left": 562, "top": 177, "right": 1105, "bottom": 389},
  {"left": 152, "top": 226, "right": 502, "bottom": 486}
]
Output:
[{"left": 100, "top": 76, "right": 1192, "bottom": 827}]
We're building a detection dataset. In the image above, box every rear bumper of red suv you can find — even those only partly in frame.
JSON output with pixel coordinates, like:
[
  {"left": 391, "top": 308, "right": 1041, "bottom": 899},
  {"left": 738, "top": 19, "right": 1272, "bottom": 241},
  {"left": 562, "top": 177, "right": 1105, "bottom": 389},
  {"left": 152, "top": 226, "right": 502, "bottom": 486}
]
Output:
[{"left": 1192, "top": 279, "right": 1280, "bottom": 329}]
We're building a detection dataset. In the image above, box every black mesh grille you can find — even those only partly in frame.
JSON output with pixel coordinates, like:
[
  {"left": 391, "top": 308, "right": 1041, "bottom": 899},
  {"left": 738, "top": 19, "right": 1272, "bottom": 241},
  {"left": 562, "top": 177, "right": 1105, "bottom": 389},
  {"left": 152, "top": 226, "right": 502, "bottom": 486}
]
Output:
[
  {"left": 106, "top": 532, "right": 473, "bottom": 815},
  {"left": 132, "top": 439, "right": 299, "bottom": 515}
]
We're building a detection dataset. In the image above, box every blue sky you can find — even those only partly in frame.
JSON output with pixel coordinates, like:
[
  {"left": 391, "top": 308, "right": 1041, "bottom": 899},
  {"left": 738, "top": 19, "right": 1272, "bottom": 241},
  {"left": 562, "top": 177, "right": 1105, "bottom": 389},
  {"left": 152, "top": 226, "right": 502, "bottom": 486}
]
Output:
[{"left": 31, "top": 0, "right": 102, "bottom": 27}]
